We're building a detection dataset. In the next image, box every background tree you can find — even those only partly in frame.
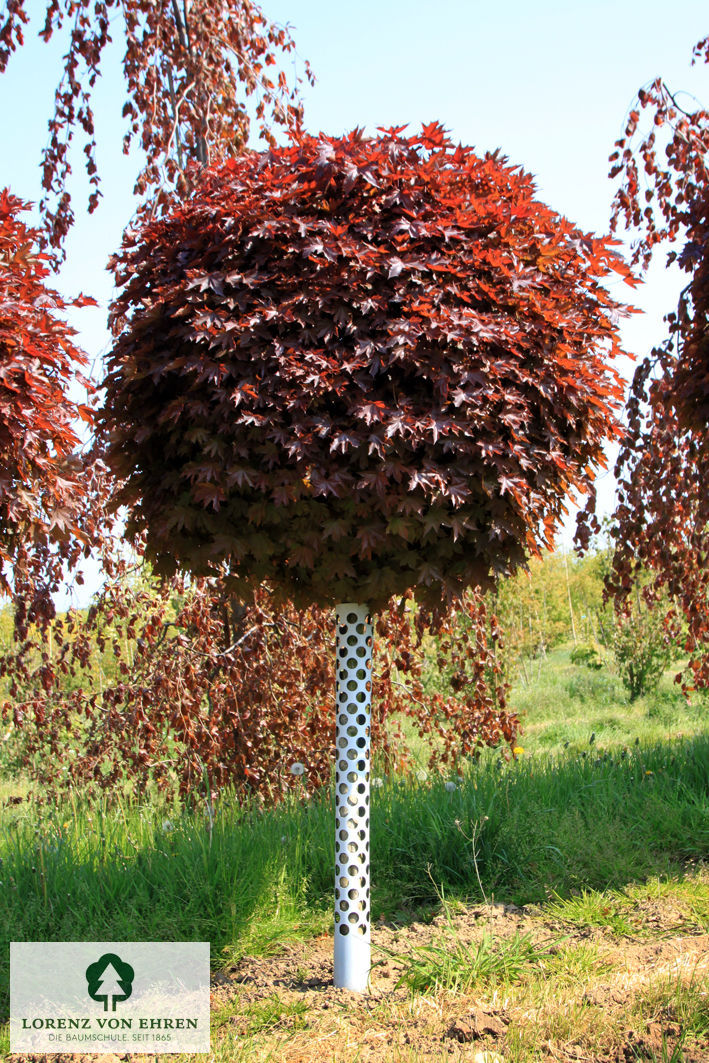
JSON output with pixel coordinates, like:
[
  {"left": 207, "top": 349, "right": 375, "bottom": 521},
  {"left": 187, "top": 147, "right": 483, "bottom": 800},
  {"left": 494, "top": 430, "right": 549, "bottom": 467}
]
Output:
[
  {"left": 577, "top": 33, "right": 709, "bottom": 692},
  {"left": 0, "top": 189, "right": 95, "bottom": 630},
  {"left": 3, "top": 575, "right": 513, "bottom": 800},
  {"left": 0, "top": 0, "right": 312, "bottom": 262},
  {"left": 493, "top": 552, "right": 605, "bottom": 673},
  {"left": 611, "top": 594, "right": 674, "bottom": 701}
]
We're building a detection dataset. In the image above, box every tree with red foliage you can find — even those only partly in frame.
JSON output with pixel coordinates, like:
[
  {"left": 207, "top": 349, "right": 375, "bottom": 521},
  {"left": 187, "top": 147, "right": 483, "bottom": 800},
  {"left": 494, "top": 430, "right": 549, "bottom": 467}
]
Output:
[
  {"left": 0, "top": 0, "right": 312, "bottom": 262},
  {"left": 0, "top": 189, "right": 94, "bottom": 619},
  {"left": 577, "top": 35, "right": 709, "bottom": 692},
  {"left": 103, "top": 126, "right": 631, "bottom": 609},
  {"left": 102, "top": 123, "right": 631, "bottom": 990}
]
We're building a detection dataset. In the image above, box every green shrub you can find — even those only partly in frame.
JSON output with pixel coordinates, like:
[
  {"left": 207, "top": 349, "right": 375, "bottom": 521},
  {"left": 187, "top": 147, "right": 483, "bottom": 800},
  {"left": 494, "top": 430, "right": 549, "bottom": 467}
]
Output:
[
  {"left": 612, "top": 605, "right": 674, "bottom": 702},
  {"left": 570, "top": 643, "right": 604, "bottom": 670}
]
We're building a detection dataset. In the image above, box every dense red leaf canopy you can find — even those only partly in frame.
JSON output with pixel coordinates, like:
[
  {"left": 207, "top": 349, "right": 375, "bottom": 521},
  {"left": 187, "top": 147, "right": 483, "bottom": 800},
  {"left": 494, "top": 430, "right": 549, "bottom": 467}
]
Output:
[
  {"left": 0, "top": 189, "right": 93, "bottom": 593},
  {"left": 103, "top": 126, "right": 630, "bottom": 610}
]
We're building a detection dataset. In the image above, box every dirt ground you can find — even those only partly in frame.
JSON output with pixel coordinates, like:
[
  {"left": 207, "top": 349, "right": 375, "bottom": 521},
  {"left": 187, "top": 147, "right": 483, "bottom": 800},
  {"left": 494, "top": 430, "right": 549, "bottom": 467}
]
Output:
[
  {"left": 205, "top": 900, "right": 709, "bottom": 1063},
  {"left": 13, "top": 888, "right": 709, "bottom": 1063}
]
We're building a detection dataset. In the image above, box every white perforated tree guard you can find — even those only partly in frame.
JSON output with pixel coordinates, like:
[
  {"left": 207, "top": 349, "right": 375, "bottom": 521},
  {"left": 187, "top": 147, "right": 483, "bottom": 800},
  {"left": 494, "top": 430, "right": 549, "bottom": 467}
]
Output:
[{"left": 333, "top": 603, "right": 372, "bottom": 992}]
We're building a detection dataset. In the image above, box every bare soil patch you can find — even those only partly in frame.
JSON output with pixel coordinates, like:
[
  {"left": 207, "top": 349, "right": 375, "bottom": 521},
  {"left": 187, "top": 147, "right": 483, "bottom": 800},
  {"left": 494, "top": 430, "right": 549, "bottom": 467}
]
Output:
[
  {"left": 204, "top": 897, "right": 709, "bottom": 1062},
  {"left": 11, "top": 890, "right": 709, "bottom": 1062}
]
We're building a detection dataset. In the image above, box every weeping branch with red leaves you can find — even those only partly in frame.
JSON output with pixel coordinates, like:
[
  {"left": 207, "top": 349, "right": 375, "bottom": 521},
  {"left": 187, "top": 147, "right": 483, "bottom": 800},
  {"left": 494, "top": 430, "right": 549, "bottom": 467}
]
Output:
[
  {"left": 576, "top": 34, "right": 709, "bottom": 692},
  {"left": 0, "top": 190, "right": 98, "bottom": 630},
  {"left": 2, "top": 573, "right": 516, "bottom": 800},
  {"left": 0, "top": 0, "right": 312, "bottom": 263}
]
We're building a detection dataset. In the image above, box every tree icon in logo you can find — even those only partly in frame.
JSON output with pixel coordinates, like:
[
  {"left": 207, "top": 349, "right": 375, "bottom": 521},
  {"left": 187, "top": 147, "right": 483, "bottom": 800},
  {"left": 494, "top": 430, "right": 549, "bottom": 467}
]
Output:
[{"left": 85, "top": 953, "right": 134, "bottom": 1012}]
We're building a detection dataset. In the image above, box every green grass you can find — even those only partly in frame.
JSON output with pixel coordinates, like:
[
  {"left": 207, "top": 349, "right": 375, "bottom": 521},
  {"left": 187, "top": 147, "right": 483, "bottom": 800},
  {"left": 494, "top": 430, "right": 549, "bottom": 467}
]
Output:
[
  {"left": 545, "top": 888, "right": 637, "bottom": 935},
  {"left": 399, "top": 644, "right": 709, "bottom": 770},
  {"left": 538, "top": 939, "right": 614, "bottom": 983},
  {"left": 544, "top": 873, "right": 709, "bottom": 936},
  {"left": 633, "top": 970, "right": 709, "bottom": 1043},
  {"left": 233, "top": 995, "right": 310, "bottom": 1036},
  {"left": 511, "top": 646, "right": 709, "bottom": 755},
  {"left": 388, "top": 929, "right": 557, "bottom": 994},
  {"left": 1, "top": 641, "right": 708, "bottom": 1058},
  {"left": 1, "top": 735, "right": 708, "bottom": 1020}
]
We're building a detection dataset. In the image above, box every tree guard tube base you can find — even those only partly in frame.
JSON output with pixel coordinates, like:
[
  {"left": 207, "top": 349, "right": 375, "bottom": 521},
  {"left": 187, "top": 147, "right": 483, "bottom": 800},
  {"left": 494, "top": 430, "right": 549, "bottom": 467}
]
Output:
[{"left": 333, "top": 603, "right": 372, "bottom": 992}]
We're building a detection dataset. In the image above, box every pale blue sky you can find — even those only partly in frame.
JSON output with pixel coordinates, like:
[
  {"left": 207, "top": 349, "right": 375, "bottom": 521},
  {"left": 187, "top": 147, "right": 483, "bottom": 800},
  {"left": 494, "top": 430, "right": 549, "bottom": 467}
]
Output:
[{"left": 3, "top": 0, "right": 708, "bottom": 551}]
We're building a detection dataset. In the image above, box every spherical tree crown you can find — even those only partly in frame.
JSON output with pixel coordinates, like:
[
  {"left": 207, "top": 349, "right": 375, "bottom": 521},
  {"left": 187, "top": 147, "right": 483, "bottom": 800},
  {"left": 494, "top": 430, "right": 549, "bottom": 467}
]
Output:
[{"left": 103, "top": 125, "right": 629, "bottom": 609}]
